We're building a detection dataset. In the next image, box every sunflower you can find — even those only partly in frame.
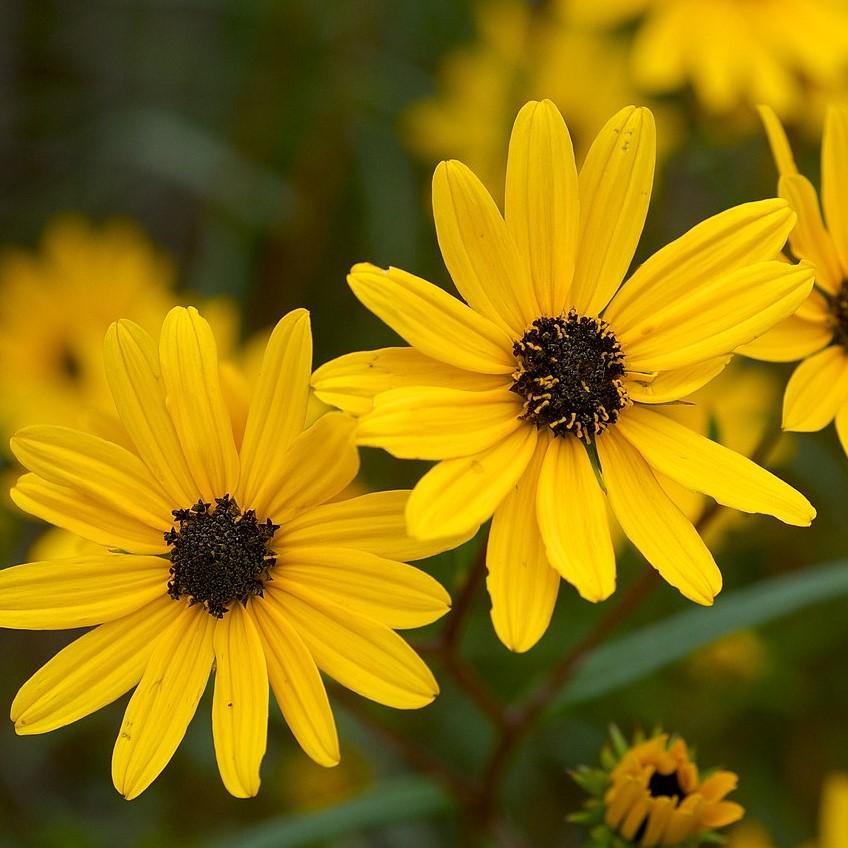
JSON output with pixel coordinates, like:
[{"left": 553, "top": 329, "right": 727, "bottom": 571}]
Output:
[
  {"left": 1, "top": 306, "right": 459, "bottom": 799},
  {"left": 313, "top": 100, "right": 816, "bottom": 652},
  {"left": 739, "top": 106, "right": 848, "bottom": 458},
  {"left": 566, "top": 0, "right": 848, "bottom": 121}
]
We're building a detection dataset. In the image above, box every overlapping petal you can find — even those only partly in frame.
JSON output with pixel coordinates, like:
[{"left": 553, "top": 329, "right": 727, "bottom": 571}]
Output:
[
  {"left": 822, "top": 105, "right": 848, "bottom": 273},
  {"left": 737, "top": 315, "right": 832, "bottom": 362},
  {"left": 624, "top": 357, "right": 730, "bottom": 404},
  {"left": 783, "top": 345, "right": 848, "bottom": 431}
]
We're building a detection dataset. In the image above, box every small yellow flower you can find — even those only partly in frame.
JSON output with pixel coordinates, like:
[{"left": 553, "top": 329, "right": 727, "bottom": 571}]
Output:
[
  {"left": 741, "top": 106, "right": 848, "bottom": 458},
  {"left": 1, "top": 306, "right": 458, "bottom": 799},
  {"left": 567, "top": 0, "right": 848, "bottom": 121},
  {"left": 314, "top": 100, "right": 816, "bottom": 652},
  {"left": 604, "top": 733, "right": 744, "bottom": 846}
]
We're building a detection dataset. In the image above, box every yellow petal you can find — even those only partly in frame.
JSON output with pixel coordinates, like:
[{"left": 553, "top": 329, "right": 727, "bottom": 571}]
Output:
[
  {"left": 821, "top": 772, "right": 848, "bottom": 848},
  {"left": 348, "top": 264, "right": 515, "bottom": 374},
  {"left": 737, "top": 313, "right": 832, "bottom": 362},
  {"left": 251, "top": 595, "right": 339, "bottom": 767},
  {"left": 112, "top": 605, "right": 215, "bottom": 800},
  {"left": 822, "top": 106, "right": 848, "bottom": 274},
  {"left": 0, "top": 555, "right": 168, "bottom": 629},
  {"left": 104, "top": 319, "right": 197, "bottom": 506},
  {"left": 597, "top": 429, "right": 722, "bottom": 605},
  {"left": 406, "top": 424, "right": 537, "bottom": 540},
  {"left": 257, "top": 412, "right": 359, "bottom": 522},
  {"left": 571, "top": 106, "right": 656, "bottom": 316},
  {"left": 486, "top": 442, "right": 559, "bottom": 652},
  {"left": 432, "top": 159, "right": 532, "bottom": 334},
  {"left": 357, "top": 386, "right": 522, "bottom": 460},
  {"left": 836, "top": 402, "right": 848, "bottom": 458},
  {"left": 11, "top": 426, "right": 172, "bottom": 539},
  {"left": 625, "top": 357, "right": 730, "bottom": 404},
  {"left": 238, "top": 309, "right": 312, "bottom": 508},
  {"left": 783, "top": 346, "right": 848, "bottom": 431},
  {"left": 311, "top": 347, "right": 507, "bottom": 417},
  {"left": 757, "top": 105, "right": 799, "bottom": 178},
  {"left": 159, "top": 306, "right": 240, "bottom": 501},
  {"left": 10, "top": 474, "right": 166, "bottom": 555},
  {"left": 606, "top": 199, "right": 796, "bottom": 332},
  {"left": 617, "top": 406, "right": 815, "bottom": 527},
  {"left": 620, "top": 260, "right": 815, "bottom": 372},
  {"left": 276, "top": 546, "right": 450, "bottom": 630},
  {"left": 778, "top": 174, "right": 843, "bottom": 293},
  {"left": 212, "top": 605, "right": 268, "bottom": 798},
  {"left": 11, "top": 595, "right": 176, "bottom": 735},
  {"left": 537, "top": 436, "right": 616, "bottom": 602},
  {"left": 269, "top": 587, "right": 438, "bottom": 709},
  {"left": 505, "top": 99, "right": 579, "bottom": 316},
  {"left": 281, "top": 490, "right": 476, "bottom": 562}
]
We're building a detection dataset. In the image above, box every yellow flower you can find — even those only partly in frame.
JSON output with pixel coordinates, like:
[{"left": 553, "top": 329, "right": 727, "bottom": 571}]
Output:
[
  {"left": 567, "top": 0, "right": 848, "bottom": 121},
  {"left": 605, "top": 733, "right": 744, "bottom": 845},
  {"left": 403, "top": 0, "right": 679, "bottom": 198},
  {"left": 313, "top": 100, "right": 816, "bottom": 652},
  {"left": 741, "top": 106, "right": 848, "bottom": 457},
  {"left": 1, "top": 306, "right": 458, "bottom": 799}
]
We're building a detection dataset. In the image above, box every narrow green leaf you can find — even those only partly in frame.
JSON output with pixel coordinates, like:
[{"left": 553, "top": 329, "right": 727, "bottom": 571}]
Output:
[
  {"left": 551, "top": 559, "right": 848, "bottom": 711},
  {"left": 222, "top": 776, "right": 452, "bottom": 848}
]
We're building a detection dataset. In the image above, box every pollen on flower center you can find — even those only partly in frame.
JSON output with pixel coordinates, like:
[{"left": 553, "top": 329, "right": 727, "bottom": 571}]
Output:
[
  {"left": 165, "top": 494, "right": 278, "bottom": 618},
  {"left": 510, "top": 311, "right": 629, "bottom": 443},
  {"left": 831, "top": 280, "right": 848, "bottom": 348}
]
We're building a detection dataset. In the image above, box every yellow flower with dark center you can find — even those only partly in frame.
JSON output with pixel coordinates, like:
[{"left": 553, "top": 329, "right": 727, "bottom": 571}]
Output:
[
  {"left": 0, "top": 306, "right": 458, "bottom": 799},
  {"left": 567, "top": 0, "right": 848, "bottom": 120},
  {"left": 604, "top": 734, "right": 744, "bottom": 846},
  {"left": 313, "top": 100, "right": 816, "bottom": 652},
  {"left": 740, "top": 106, "right": 848, "bottom": 457}
]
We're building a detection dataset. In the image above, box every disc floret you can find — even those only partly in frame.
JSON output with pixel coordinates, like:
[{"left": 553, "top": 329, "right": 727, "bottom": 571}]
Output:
[
  {"left": 831, "top": 280, "right": 848, "bottom": 348},
  {"left": 165, "top": 494, "right": 278, "bottom": 618},
  {"left": 511, "top": 311, "right": 629, "bottom": 444}
]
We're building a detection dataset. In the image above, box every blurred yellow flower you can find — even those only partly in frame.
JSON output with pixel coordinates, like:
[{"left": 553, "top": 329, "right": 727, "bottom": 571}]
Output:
[
  {"left": 0, "top": 306, "right": 460, "bottom": 800},
  {"left": 688, "top": 629, "right": 769, "bottom": 683},
  {"left": 403, "top": 0, "right": 679, "bottom": 198},
  {"left": 740, "top": 106, "right": 848, "bottom": 459},
  {"left": 314, "top": 99, "right": 816, "bottom": 653},
  {"left": 567, "top": 0, "right": 848, "bottom": 121}
]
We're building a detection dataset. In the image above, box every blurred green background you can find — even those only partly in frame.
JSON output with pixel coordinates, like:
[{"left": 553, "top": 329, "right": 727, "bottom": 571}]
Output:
[{"left": 0, "top": 2, "right": 847, "bottom": 846}]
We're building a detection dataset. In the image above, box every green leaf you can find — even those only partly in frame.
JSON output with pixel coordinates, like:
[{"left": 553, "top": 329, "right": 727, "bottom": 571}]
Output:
[
  {"left": 551, "top": 559, "right": 848, "bottom": 712},
  {"left": 221, "top": 776, "right": 453, "bottom": 848}
]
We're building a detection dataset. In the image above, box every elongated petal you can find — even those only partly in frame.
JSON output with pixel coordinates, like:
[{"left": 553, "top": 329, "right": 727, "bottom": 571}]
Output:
[
  {"left": 12, "top": 596, "right": 176, "bottom": 735},
  {"left": 617, "top": 406, "right": 815, "bottom": 526},
  {"left": 357, "top": 387, "right": 522, "bottom": 460},
  {"left": 0, "top": 555, "right": 167, "bottom": 629},
  {"left": 433, "top": 160, "right": 532, "bottom": 334},
  {"left": 621, "top": 261, "right": 815, "bottom": 372},
  {"left": 758, "top": 104, "right": 799, "bottom": 178},
  {"left": 597, "top": 429, "right": 722, "bottom": 605},
  {"left": 104, "top": 319, "right": 197, "bottom": 506},
  {"left": 282, "top": 491, "right": 475, "bottom": 562},
  {"left": 823, "top": 105, "right": 848, "bottom": 274},
  {"left": 607, "top": 199, "right": 795, "bottom": 331},
  {"left": 537, "top": 436, "right": 615, "bottom": 601},
  {"left": 737, "top": 314, "right": 832, "bottom": 362},
  {"left": 779, "top": 174, "right": 843, "bottom": 293},
  {"left": 276, "top": 546, "right": 450, "bottom": 630},
  {"left": 11, "top": 474, "right": 167, "bottom": 555},
  {"left": 571, "top": 106, "right": 656, "bottom": 316},
  {"left": 783, "top": 346, "right": 848, "bottom": 431},
  {"left": 312, "top": 347, "right": 507, "bottom": 417},
  {"left": 269, "top": 588, "right": 437, "bottom": 709},
  {"left": 486, "top": 443, "right": 559, "bottom": 652},
  {"left": 505, "top": 99, "right": 579, "bottom": 316},
  {"left": 406, "top": 425, "right": 537, "bottom": 540},
  {"left": 836, "top": 402, "right": 848, "bottom": 457},
  {"left": 159, "top": 307, "right": 240, "bottom": 501},
  {"left": 251, "top": 596, "right": 339, "bottom": 767},
  {"left": 112, "top": 606, "right": 215, "bottom": 800},
  {"left": 212, "top": 605, "right": 268, "bottom": 798},
  {"left": 625, "top": 357, "right": 730, "bottom": 404},
  {"left": 256, "top": 412, "right": 359, "bottom": 522},
  {"left": 348, "top": 264, "right": 515, "bottom": 375},
  {"left": 238, "top": 309, "right": 312, "bottom": 508},
  {"left": 11, "top": 426, "right": 172, "bottom": 536}
]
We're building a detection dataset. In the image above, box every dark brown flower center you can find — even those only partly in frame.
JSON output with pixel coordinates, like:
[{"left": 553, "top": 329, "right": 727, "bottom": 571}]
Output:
[
  {"left": 510, "top": 312, "right": 629, "bottom": 443},
  {"left": 831, "top": 280, "right": 848, "bottom": 348},
  {"left": 648, "top": 769, "right": 686, "bottom": 799},
  {"left": 165, "top": 494, "right": 278, "bottom": 618}
]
